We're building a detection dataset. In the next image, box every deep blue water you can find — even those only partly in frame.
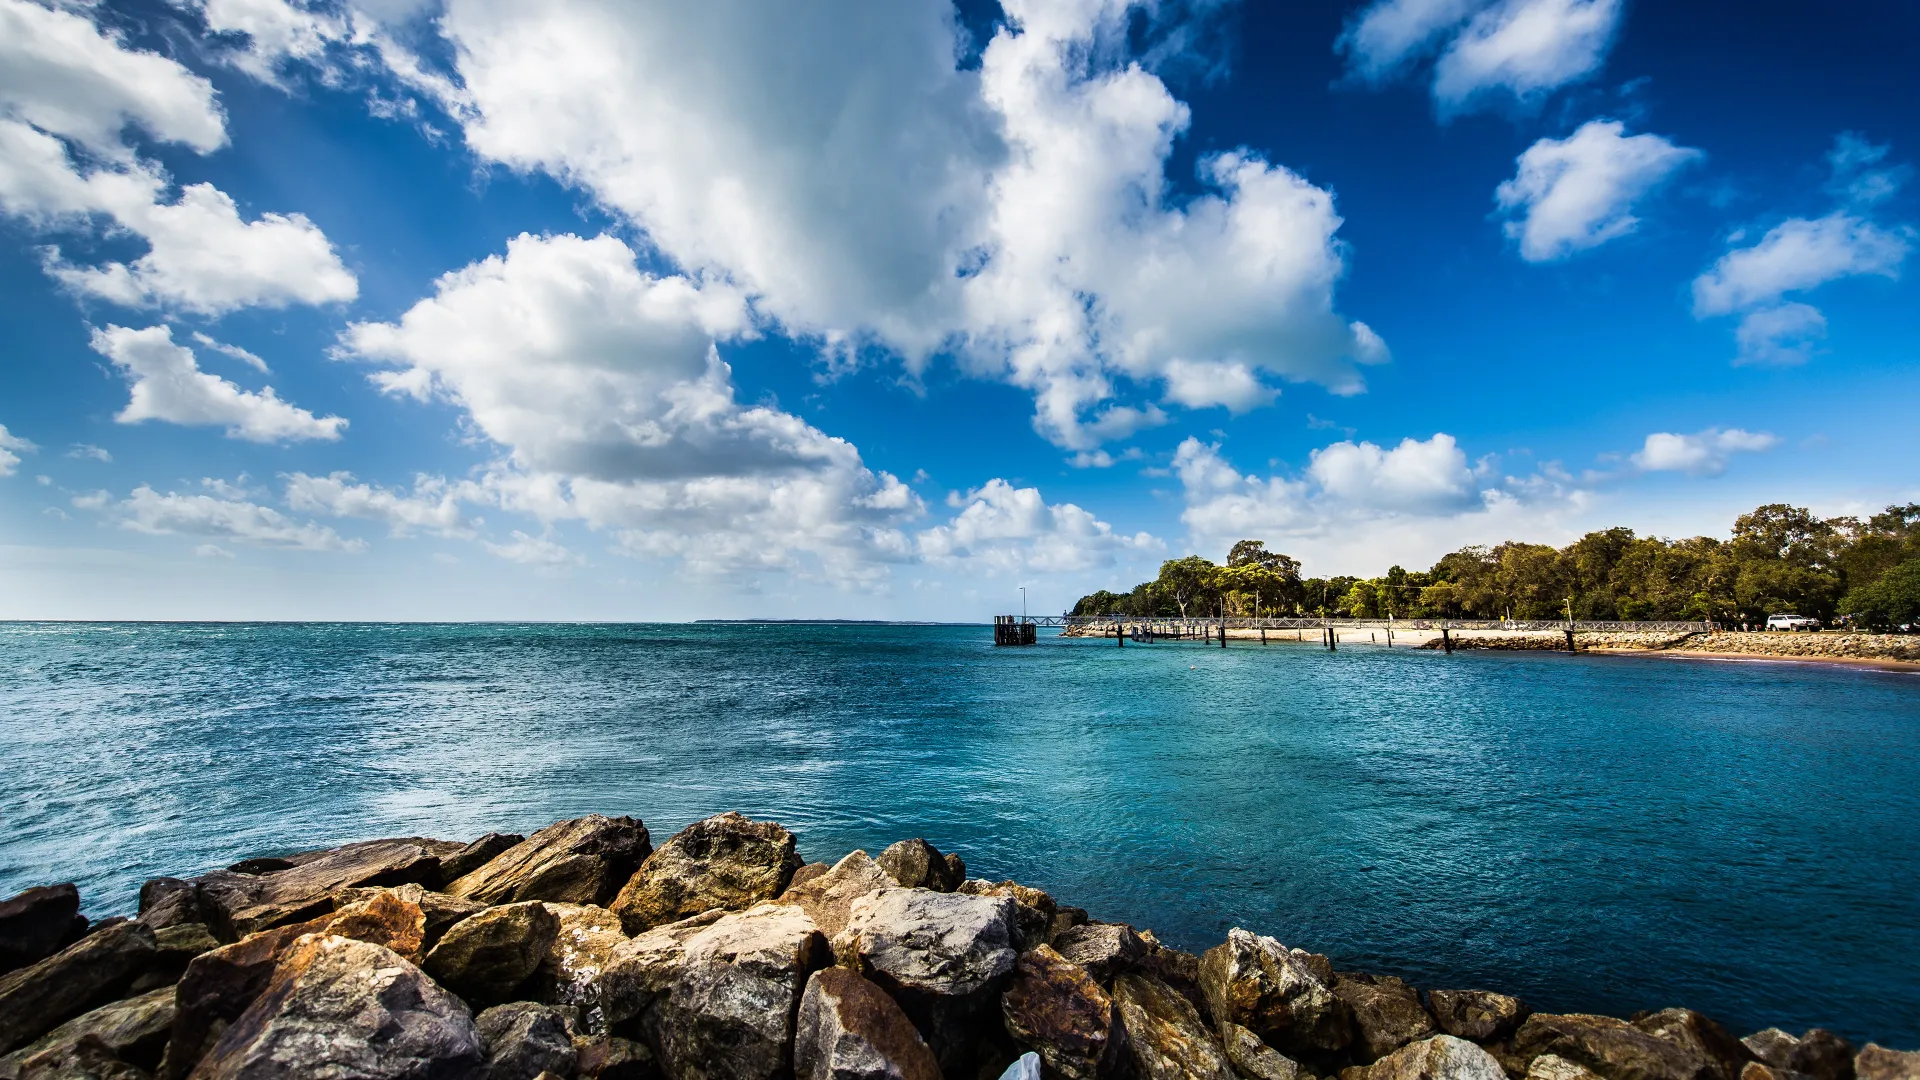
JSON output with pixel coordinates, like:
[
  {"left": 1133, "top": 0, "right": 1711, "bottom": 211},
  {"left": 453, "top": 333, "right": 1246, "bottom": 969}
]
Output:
[{"left": 2, "top": 622, "right": 1917, "bottom": 1045}]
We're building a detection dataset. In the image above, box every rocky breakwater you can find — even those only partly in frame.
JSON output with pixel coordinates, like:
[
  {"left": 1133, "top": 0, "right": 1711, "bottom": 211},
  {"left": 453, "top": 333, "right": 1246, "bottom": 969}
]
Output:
[
  {"left": 3, "top": 812, "right": 1917, "bottom": 1080},
  {"left": 1418, "top": 631, "right": 1920, "bottom": 664}
]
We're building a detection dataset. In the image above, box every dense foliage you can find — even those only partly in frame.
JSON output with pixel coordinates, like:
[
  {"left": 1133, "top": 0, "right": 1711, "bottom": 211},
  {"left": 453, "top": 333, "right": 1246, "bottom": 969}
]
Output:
[{"left": 1069, "top": 503, "right": 1920, "bottom": 629}]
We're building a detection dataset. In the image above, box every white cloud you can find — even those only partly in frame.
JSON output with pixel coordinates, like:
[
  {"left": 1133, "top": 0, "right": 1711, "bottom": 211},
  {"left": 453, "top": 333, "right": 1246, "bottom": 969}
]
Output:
[
  {"left": 1691, "top": 212, "right": 1909, "bottom": 317},
  {"left": 0, "top": 3, "right": 356, "bottom": 314},
  {"left": 90, "top": 324, "right": 347, "bottom": 443},
  {"left": 1631, "top": 428, "right": 1778, "bottom": 476},
  {"left": 0, "top": 423, "right": 36, "bottom": 476},
  {"left": 1309, "top": 433, "right": 1480, "bottom": 513},
  {"left": 195, "top": 543, "right": 236, "bottom": 559},
  {"left": 917, "top": 478, "right": 1159, "bottom": 575},
  {"left": 66, "top": 443, "right": 112, "bottom": 462},
  {"left": 1339, "top": 0, "right": 1622, "bottom": 114},
  {"left": 103, "top": 481, "right": 364, "bottom": 552},
  {"left": 1826, "top": 132, "right": 1911, "bottom": 208},
  {"left": 483, "top": 530, "right": 581, "bottom": 567},
  {"left": 1733, "top": 303, "right": 1827, "bottom": 367},
  {"left": 1495, "top": 119, "right": 1701, "bottom": 261},
  {"left": 192, "top": 333, "right": 270, "bottom": 372},
  {"left": 382, "top": 0, "right": 1375, "bottom": 450},
  {"left": 284, "top": 471, "right": 475, "bottom": 536},
  {"left": 195, "top": 0, "right": 351, "bottom": 81}
]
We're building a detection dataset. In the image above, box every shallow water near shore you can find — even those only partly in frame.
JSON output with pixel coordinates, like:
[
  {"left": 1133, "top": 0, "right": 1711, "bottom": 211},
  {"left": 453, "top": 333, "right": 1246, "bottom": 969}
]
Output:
[{"left": 3, "top": 621, "right": 1917, "bottom": 1044}]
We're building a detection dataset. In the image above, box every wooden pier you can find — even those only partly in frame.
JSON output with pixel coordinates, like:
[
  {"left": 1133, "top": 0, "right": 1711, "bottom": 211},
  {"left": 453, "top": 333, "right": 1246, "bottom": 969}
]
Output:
[{"left": 990, "top": 615, "right": 1708, "bottom": 649}]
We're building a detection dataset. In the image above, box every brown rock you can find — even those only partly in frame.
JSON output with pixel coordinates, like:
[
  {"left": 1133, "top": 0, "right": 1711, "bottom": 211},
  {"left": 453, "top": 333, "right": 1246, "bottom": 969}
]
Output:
[
  {"left": 0, "top": 922, "right": 159, "bottom": 1055},
  {"left": 610, "top": 813, "right": 799, "bottom": 935},
  {"left": 955, "top": 881, "right": 1055, "bottom": 953},
  {"left": 1369, "top": 1036, "right": 1509, "bottom": 1080},
  {"left": 0, "top": 886, "right": 83, "bottom": 976},
  {"left": 1220, "top": 1021, "right": 1302, "bottom": 1080},
  {"left": 1050, "top": 922, "right": 1147, "bottom": 984},
  {"left": 1530, "top": 1055, "right": 1607, "bottom": 1080},
  {"left": 594, "top": 911, "right": 727, "bottom": 1032},
  {"left": 1197, "top": 929, "right": 1347, "bottom": 1056},
  {"left": 772, "top": 852, "right": 890, "bottom": 940},
  {"left": 17, "top": 1035, "right": 150, "bottom": 1080},
  {"left": 322, "top": 891, "right": 428, "bottom": 963},
  {"left": 1742, "top": 1065, "right": 1815, "bottom": 1080},
  {"left": 875, "top": 840, "right": 964, "bottom": 892},
  {"left": 135, "top": 881, "right": 202, "bottom": 933},
  {"left": 1854, "top": 1046, "right": 1920, "bottom": 1080},
  {"left": 1745, "top": 1035, "right": 1799, "bottom": 1072},
  {"left": 1512, "top": 1013, "right": 1716, "bottom": 1080},
  {"left": 1430, "top": 992, "right": 1532, "bottom": 1043},
  {"left": 1137, "top": 932, "right": 1210, "bottom": 1023},
  {"left": 192, "top": 837, "right": 461, "bottom": 941},
  {"left": 786, "top": 865, "right": 831, "bottom": 893},
  {"left": 332, "top": 884, "right": 487, "bottom": 952},
  {"left": 153, "top": 926, "right": 220, "bottom": 970},
  {"left": 1000, "top": 945, "right": 1119, "bottom": 1080},
  {"left": 0, "top": 989, "right": 174, "bottom": 1079},
  {"left": 1112, "top": 971, "right": 1235, "bottom": 1080},
  {"left": 477, "top": 1003, "right": 576, "bottom": 1080},
  {"left": 794, "top": 967, "right": 941, "bottom": 1080},
  {"left": 189, "top": 934, "right": 483, "bottom": 1080},
  {"left": 524, "top": 903, "right": 629, "bottom": 1030},
  {"left": 1631, "top": 1010, "right": 1754, "bottom": 1080},
  {"left": 573, "top": 1036, "right": 654, "bottom": 1080},
  {"left": 165, "top": 918, "right": 333, "bottom": 1079},
  {"left": 646, "top": 904, "right": 828, "bottom": 1080},
  {"left": 439, "top": 834, "right": 526, "bottom": 887},
  {"left": 1333, "top": 974, "right": 1436, "bottom": 1062},
  {"left": 448, "top": 816, "right": 652, "bottom": 909},
  {"left": 1785, "top": 1033, "right": 1856, "bottom": 1080},
  {"left": 425, "top": 903, "right": 561, "bottom": 1006}
]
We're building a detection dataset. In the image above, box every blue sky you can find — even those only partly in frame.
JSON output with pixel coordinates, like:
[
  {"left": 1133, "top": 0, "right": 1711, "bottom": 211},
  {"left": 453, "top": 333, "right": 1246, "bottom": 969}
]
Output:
[{"left": 0, "top": 0, "right": 1914, "bottom": 620}]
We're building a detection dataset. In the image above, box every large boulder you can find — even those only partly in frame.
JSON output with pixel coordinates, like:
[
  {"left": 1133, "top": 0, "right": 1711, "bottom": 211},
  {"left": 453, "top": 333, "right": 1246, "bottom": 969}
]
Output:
[
  {"left": 0, "top": 922, "right": 159, "bottom": 1054},
  {"left": 188, "top": 934, "right": 484, "bottom": 1080},
  {"left": 793, "top": 967, "right": 940, "bottom": 1080},
  {"left": 523, "top": 904, "right": 630, "bottom": 1031},
  {"left": 136, "top": 881, "right": 203, "bottom": 933},
  {"left": 1630, "top": 1011, "right": 1753, "bottom": 1080},
  {"left": 1745, "top": 1035, "right": 1800, "bottom": 1071},
  {"left": 438, "top": 835, "right": 526, "bottom": 887},
  {"left": 1000, "top": 945, "right": 1120, "bottom": 1080},
  {"left": 1430, "top": 992, "right": 1531, "bottom": 1043},
  {"left": 1855, "top": 1046, "right": 1920, "bottom": 1080},
  {"left": 1512, "top": 1014, "right": 1716, "bottom": 1080},
  {"left": 1197, "top": 929, "right": 1347, "bottom": 1056},
  {"left": 1781, "top": 1033, "right": 1856, "bottom": 1080},
  {"left": 192, "top": 838, "right": 463, "bottom": 941},
  {"left": 0, "top": 885, "right": 83, "bottom": 976},
  {"left": 447, "top": 817, "right": 651, "bottom": 908},
  {"left": 0, "top": 989, "right": 174, "bottom": 1080},
  {"left": 333, "top": 884, "right": 486, "bottom": 953},
  {"left": 425, "top": 903, "right": 561, "bottom": 1007},
  {"left": 477, "top": 1003, "right": 576, "bottom": 1080},
  {"left": 774, "top": 853, "right": 890, "bottom": 940},
  {"left": 1370, "top": 1035, "right": 1509, "bottom": 1080},
  {"left": 646, "top": 904, "right": 828, "bottom": 1080},
  {"left": 14, "top": 1035, "right": 149, "bottom": 1080},
  {"left": 1220, "top": 1022, "right": 1303, "bottom": 1080},
  {"left": 595, "top": 911, "right": 727, "bottom": 1032},
  {"left": 955, "top": 881, "right": 1056, "bottom": 953},
  {"left": 1333, "top": 973, "right": 1436, "bottom": 1062},
  {"left": 1111, "top": 971, "right": 1235, "bottom": 1080},
  {"left": 1051, "top": 923, "right": 1147, "bottom": 985},
  {"left": 875, "top": 840, "right": 964, "bottom": 893},
  {"left": 320, "top": 891, "right": 429, "bottom": 964},
  {"left": 1529, "top": 1056, "right": 1607, "bottom": 1080},
  {"left": 610, "top": 814, "right": 800, "bottom": 935}
]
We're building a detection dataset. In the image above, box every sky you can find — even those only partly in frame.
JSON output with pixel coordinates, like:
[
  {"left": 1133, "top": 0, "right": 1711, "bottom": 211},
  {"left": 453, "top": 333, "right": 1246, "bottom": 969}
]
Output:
[{"left": 0, "top": 0, "right": 1915, "bottom": 621}]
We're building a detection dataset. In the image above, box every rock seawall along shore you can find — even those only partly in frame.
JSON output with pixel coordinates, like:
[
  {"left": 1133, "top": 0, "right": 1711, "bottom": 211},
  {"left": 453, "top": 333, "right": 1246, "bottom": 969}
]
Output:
[
  {"left": 3, "top": 811, "right": 1917, "bottom": 1080},
  {"left": 1410, "top": 630, "right": 1920, "bottom": 665}
]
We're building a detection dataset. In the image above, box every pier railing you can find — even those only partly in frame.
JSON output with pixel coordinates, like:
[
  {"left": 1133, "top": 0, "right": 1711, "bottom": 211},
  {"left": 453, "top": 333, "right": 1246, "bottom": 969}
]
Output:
[{"left": 1005, "top": 616, "right": 1710, "bottom": 632}]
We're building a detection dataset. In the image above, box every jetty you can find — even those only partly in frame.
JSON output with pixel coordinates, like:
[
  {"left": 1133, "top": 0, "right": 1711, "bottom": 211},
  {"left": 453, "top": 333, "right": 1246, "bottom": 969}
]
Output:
[{"left": 993, "top": 616, "right": 1712, "bottom": 653}]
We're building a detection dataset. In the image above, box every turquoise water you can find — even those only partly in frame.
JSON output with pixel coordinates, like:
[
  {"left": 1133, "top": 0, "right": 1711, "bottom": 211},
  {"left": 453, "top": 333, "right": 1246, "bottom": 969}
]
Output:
[{"left": 2, "top": 622, "right": 1917, "bottom": 1044}]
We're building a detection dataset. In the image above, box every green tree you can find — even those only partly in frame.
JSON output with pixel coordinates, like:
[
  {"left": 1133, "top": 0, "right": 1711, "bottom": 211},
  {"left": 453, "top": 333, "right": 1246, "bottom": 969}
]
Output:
[
  {"left": 1839, "top": 559, "right": 1920, "bottom": 630},
  {"left": 1156, "top": 556, "right": 1222, "bottom": 618}
]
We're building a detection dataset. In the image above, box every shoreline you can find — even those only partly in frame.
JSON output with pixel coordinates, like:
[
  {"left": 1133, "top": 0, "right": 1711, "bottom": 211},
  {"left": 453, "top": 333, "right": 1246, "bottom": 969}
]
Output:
[{"left": 1585, "top": 647, "right": 1920, "bottom": 674}]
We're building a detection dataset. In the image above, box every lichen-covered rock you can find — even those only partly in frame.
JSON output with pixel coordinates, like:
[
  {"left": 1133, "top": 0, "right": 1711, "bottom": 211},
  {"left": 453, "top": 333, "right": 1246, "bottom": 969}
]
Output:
[
  {"left": 1220, "top": 1021, "right": 1302, "bottom": 1080},
  {"left": 1630, "top": 1010, "right": 1753, "bottom": 1080},
  {"left": 1333, "top": 973, "right": 1436, "bottom": 1062},
  {"left": 1112, "top": 971, "right": 1234, "bottom": 1080},
  {"left": 189, "top": 934, "right": 483, "bottom": 1080},
  {"left": 0, "top": 989, "right": 174, "bottom": 1080},
  {"left": 166, "top": 917, "right": 333, "bottom": 1080},
  {"left": 136, "top": 881, "right": 202, "bottom": 933},
  {"left": 793, "top": 967, "right": 940, "bottom": 1080},
  {"left": 448, "top": 816, "right": 652, "bottom": 909},
  {"left": 955, "top": 881, "right": 1056, "bottom": 953},
  {"left": 1370, "top": 1036, "right": 1509, "bottom": 1080},
  {"left": 1430, "top": 992, "right": 1532, "bottom": 1043},
  {"left": 153, "top": 926, "right": 220, "bottom": 970},
  {"left": 1050, "top": 922, "right": 1147, "bottom": 985},
  {"left": 523, "top": 903, "right": 629, "bottom": 1030},
  {"left": 16, "top": 1034, "right": 150, "bottom": 1080},
  {"left": 1854, "top": 1046, "right": 1920, "bottom": 1080},
  {"left": 1530, "top": 1055, "right": 1607, "bottom": 1080},
  {"left": 0, "top": 885, "right": 83, "bottom": 976},
  {"left": 1198, "top": 929, "right": 1347, "bottom": 1056},
  {"left": 647, "top": 904, "right": 828, "bottom": 1080},
  {"left": 875, "top": 840, "right": 964, "bottom": 893},
  {"left": 1000, "top": 945, "right": 1118, "bottom": 1080},
  {"left": 439, "top": 835, "right": 527, "bottom": 887},
  {"left": 0, "top": 922, "right": 159, "bottom": 1055},
  {"left": 610, "top": 813, "right": 800, "bottom": 935},
  {"left": 333, "top": 884, "right": 486, "bottom": 953},
  {"left": 1136, "top": 931, "right": 1211, "bottom": 1024},
  {"left": 320, "top": 891, "right": 429, "bottom": 964},
  {"left": 772, "top": 852, "right": 889, "bottom": 940},
  {"left": 477, "top": 1003, "right": 575, "bottom": 1080},
  {"left": 425, "top": 903, "right": 561, "bottom": 1006},
  {"left": 595, "top": 911, "right": 726, "bottom": 1031},
  {"left": 192, "top": 838, "right": 462, "bottom": 941},
  {"left": 1513, "top": 1014, "right": 1716, "bottom": 1080},
  {"left": 1745, "top": 1034, "right": 1800, "bottom": 1071}
]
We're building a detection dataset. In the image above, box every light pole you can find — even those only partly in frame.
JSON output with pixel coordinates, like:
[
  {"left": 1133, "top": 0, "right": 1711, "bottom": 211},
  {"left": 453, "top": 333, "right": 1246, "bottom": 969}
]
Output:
[{"left": 1019, "top": 587, "right": 1026, "bottom": 620}]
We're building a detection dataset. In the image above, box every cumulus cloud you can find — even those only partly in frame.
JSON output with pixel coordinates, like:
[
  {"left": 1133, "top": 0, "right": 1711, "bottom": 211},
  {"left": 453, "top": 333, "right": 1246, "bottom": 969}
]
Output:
[
  {"left": 1340, "top": 0, "right": 1622, "bottom": 114},
  {"left": 284, "top": 471, "right": 475, "bottom": 536},
  {"left": 484, "top": 531, "right": 582, "bottom": 567},
  {"left": 95, "top": 480, "right": 364, "bottom": 552},
  {"left": 0, "top": 2, "right": 355, "bottom": 313},
  {"left": 1308, "top": 433, "right": 1480, "bottom": 513},
  {"left": 0, "top": 423, "right": 36, "bottom": 476},
  {"left": 1495, "top": 119, "right": 1701, "bottom": 261},
  {"left": 66, "top": 443, "right": 112, "bottom": 462},
  {"left": 90, "top": 324, "right": 346, "bottom": 442},
  {"left": 917, "top": 479, "right": 1159, "bottom": 575},
  {"left": 1732, "top": 303, "right": 1827, "bottom": 367},
  {"left": 1631, "top": 429, "right": 1778, "bottom": 476}
]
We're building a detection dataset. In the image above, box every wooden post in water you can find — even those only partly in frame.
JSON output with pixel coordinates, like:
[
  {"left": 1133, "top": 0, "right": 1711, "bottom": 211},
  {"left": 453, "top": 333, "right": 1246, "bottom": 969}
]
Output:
[
  {"left": 1441, "top": 627, "right": 1452, "bottom": 654},
  {"left": 1564, "top": 629, "right": 1576, "bottom": 653},
  {"left": 1219, "top": 620, "right": 1227, "bottom": 648},
  {"left": 1117, "top": 620, "right": 1124, "bottom": 647}
]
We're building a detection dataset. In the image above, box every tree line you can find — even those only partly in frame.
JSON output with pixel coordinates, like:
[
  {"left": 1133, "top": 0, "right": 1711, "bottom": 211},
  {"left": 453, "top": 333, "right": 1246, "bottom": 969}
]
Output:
[{"left": 1069, "top": 503, "right": 1920, "bottom": 630}]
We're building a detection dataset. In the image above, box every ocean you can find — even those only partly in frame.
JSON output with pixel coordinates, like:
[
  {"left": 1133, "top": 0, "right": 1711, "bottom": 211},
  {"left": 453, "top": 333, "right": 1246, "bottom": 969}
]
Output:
[{"left": 2, "top": 621, "right": 1916, "bottom": 1044}]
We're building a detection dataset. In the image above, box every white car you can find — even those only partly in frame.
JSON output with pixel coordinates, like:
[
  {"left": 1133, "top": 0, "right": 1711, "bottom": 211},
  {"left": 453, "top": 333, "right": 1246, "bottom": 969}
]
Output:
[{"left": 1765, "top": 614, "right": 1819, "bottom": 631}]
